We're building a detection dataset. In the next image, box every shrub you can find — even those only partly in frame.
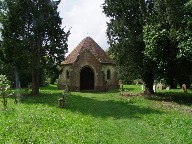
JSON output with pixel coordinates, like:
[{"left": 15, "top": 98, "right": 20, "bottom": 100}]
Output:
[{"left": 0, "top": 75, "right": 11, "bottom": 108}]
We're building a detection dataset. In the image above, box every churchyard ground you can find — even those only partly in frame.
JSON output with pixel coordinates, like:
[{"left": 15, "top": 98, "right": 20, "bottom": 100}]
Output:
[{"left": 0, "top": 85, "right": 192, "bottom": 143}]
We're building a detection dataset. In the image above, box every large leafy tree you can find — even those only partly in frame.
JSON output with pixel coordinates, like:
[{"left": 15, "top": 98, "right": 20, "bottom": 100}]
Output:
[
  {"left": 103, "top": 0, "right": 156, "bottom": 94},
  {"left": 104, "top": 0, "right": 192, "bottom": 94},
  {"left": 144, "top": 0, "right": 192, "bottom": 88},
  {"left": 0, "top": 0, "right": 69, "bottom": 95},
  {"left": 103, "top": 1, "right": 144, "bottom": 80}
]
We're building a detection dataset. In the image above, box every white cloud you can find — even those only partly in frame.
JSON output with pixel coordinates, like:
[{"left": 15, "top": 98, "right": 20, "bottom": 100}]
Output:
[{"left": 58, "top": 0, "right": 109, "bottom": 55}]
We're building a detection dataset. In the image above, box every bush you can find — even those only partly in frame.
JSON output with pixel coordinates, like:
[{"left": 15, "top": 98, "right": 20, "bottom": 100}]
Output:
[{"left": 0, "top": 75, "right": 11, "bottom": 108}]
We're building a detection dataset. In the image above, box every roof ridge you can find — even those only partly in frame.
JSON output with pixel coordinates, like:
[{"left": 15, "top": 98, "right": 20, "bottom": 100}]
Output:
[{"left": 61, "top": 37, "right": 114, "bottom": 65}]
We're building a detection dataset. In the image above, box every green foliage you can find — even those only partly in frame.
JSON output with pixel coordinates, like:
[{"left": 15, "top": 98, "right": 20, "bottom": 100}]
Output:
[
  {"left": 103, "top": 0, "right": 192, "bottom": 92},
  {"left": 0, "top": 75, "right": 11, "bottom": 108},
  {"left": 0, "top": 75, "right": 10, "bottom": 94},
  {"left": 103, "top": 0, "right": 145, "bottom": 82},
  {"left": 177, "top": 32, "right": 192, "bottom": 60},
  {"left": 143, "top": 25, "right": 177, "bottom": 80},
  {"left": 103, "top": 0, "right": 157, "bottom": 94},
  {"left": 176, "top": 0, "right": 192, "bottom": 60},
  {"left": 154, "top": 0, "right": 187, "bottom": 29},
  {"left": 143, "top": 0, "right": 192, "bottom": 87},
  {"left": 0, "top": 0, "right": 70, "bottom": 93}
]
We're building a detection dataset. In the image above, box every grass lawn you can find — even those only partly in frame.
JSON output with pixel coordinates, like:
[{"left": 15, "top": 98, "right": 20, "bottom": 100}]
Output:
[{"left": 0, "top": 85, "right": 192, "bottom": 143}]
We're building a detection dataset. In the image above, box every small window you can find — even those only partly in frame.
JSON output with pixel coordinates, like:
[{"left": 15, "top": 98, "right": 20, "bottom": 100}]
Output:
[
  {"left": 66, "top": 70, "right": 69, "bottom": 79},
  {"left": 107, "top": 69, "right": 111, "bottom": 80}
]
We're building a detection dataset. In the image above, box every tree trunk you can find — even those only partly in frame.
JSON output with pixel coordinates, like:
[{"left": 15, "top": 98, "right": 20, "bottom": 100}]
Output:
[
  {"left": 31, "top": 40, "right": 41, "bottom": 95},
  {"left": 144, "top": 71, "right": 154, "bottom": 95},
  {"left": 32, "top": 69, "right": 40, "bottom": 95},
  {"left": 14, "top": 67, "right": 20, "bottom": 89},
  {"left": 3, "top": 94, "right": 7, "bottom": 108}
]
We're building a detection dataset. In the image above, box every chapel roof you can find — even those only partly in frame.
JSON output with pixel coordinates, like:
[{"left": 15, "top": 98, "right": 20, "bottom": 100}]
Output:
[{"left": 61, "top": 37, "right": 114, "bottom": 65}]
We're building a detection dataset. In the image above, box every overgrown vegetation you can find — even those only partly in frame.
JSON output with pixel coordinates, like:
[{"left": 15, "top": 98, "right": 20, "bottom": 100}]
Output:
[
  {"left": 0, "top": 75, "right": 11, "bottom": 108},
  {"left": 0, "top": 85, "right": 192, "bottom": 143}
]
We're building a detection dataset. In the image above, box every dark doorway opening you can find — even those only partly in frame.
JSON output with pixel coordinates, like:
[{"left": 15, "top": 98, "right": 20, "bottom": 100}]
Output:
[{"left": 80, "top": 67, "right": 94, "bottom": 90}]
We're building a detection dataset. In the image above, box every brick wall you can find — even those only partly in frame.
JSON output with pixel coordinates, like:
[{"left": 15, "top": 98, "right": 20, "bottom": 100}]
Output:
[{"left": 58, "top": 49, "right": 119, "bottom": 91}]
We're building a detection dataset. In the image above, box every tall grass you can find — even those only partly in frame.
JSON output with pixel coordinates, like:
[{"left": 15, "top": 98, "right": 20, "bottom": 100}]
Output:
[{"left": 0, "top": 85, "right": 192, "bottom": 143}]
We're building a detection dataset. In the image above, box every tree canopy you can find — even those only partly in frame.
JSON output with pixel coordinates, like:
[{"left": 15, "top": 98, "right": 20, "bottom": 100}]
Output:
[
  {"left": 103, "top": 0, "right": 145, "bottom": 83},
  {"left": 103, "top": 0, "right": 192, "bottom": 94},
  {"left": 144, "top": 0, "right": 192, "bottom": 87},
  {"left": 0, "top": 0, "right": 70, "bottom": 95}
]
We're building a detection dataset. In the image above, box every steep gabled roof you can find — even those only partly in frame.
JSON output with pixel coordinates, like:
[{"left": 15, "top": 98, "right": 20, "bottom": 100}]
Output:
[{"left": 61, "top": 37, "right": 114, "bottom": 65}]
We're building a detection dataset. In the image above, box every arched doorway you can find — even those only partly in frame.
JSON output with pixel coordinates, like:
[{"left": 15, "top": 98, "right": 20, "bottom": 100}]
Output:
[{"left": 80, "top": 66, "right": 94, "bottom": 90}]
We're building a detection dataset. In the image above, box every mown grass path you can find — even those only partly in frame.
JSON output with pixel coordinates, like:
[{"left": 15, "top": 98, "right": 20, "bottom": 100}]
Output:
[{"left": 0, "top": 85, "right": 192, "bottom": 143}]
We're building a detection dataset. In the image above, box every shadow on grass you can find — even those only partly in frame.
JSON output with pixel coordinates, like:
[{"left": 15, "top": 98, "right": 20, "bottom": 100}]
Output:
[
  {"left": 19, "top": 93, "right": 61, "bottom": 107},
  {"left": 18, "top": 92, "right": 163, "bottom": 119},
  {"left": 80, "top": 89, "right": 119, "bottom": 94},
  {"left": 147, "top": 92, "right": 192, "bottom": 106},
  {"left": 40, "top": 85, "right": 58, "bottom": 91},
  {"left": 65, "top": 94, "right": 163, "bottom": 119},
  {"left": 123, "top": 88, "right": 135, "bottom": 92}
]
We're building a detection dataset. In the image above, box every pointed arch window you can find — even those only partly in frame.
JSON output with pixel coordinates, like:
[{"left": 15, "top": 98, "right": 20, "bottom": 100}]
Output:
[
  {"left": 66, "top": 70, "right": 70, "bottom": 79},
  {"left": 107, "top": 69, "right": 111, "bottom": 80}
]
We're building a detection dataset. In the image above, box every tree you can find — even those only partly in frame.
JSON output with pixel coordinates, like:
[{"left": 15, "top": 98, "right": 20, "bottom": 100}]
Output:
[
  {"left": 0, "top": 0, "right": 70, "bottom": 95},
  {"left": 143, "top": 26, "right": 178, "bottom": 88},
  {"left": 144, "top": 0, "right": 192, "bottom": 88},
  {"left": 103, "top": 0, "right": 192, "bottom": 94},
  {"left": 103, "top": 0, "right": 144, "bottom": 79},
  {"left": 103, "top": 0, "right": 156, "bottom": 94}
]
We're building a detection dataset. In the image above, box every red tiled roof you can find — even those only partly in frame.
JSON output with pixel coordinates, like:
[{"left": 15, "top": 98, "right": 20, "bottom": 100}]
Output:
[{"left": 61, "top": 37, "right": 114, "bottom": 65}]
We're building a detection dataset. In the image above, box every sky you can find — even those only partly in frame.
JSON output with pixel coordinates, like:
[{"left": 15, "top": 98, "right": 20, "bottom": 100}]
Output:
[{"left": 58, "top": 0, "right": 109, "bottom": 55}]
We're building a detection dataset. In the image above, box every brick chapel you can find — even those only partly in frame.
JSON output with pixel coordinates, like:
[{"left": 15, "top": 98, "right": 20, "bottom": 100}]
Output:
[{"left": 58, "top": 37, "right": 119, "bottom": 91}]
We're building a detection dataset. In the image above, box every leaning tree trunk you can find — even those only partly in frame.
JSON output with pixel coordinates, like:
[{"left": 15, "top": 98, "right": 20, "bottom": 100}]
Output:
[
  {"left": 31, "top": 41, "right": 41, "bottom": 95},
  {"left": 144, "top": 71, "right": 154, "bottom": 95}
]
